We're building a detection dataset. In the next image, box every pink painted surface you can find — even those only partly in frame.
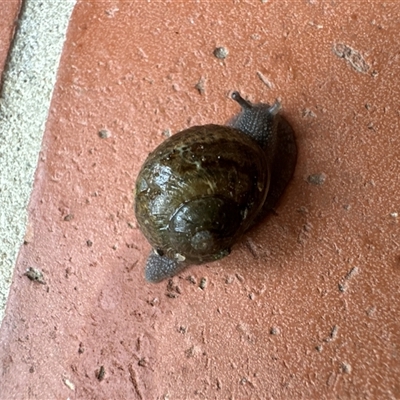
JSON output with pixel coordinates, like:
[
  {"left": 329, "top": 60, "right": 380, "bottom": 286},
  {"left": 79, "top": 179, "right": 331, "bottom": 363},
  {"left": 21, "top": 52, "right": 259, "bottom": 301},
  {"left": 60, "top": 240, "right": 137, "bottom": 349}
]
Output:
[{"left": 1, "top": 1, "right": 399, "bottom": 399}]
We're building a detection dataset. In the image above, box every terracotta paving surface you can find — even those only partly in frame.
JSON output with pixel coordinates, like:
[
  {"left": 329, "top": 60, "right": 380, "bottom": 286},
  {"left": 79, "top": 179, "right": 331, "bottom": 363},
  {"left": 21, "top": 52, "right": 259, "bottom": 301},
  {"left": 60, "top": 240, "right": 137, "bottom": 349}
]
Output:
[
  {"left": 1, "top": 1, "right": 400, "bottom": 399},
  {"left": 0, "top": 1, "right": 21, "bottom": 75}
]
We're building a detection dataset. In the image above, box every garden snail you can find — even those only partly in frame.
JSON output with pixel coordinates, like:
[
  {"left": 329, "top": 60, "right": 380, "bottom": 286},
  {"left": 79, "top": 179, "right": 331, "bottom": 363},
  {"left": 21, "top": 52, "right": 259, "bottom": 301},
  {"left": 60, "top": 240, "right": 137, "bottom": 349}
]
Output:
[{"left": 135, "top": 91, "right": 297, "bottom": 282}]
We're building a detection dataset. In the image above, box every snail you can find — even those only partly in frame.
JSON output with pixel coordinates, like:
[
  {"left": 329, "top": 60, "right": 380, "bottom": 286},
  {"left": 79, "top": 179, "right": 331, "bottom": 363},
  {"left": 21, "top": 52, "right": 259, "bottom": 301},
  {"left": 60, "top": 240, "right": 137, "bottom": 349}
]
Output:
[{"left": 135, "top": 91, "right": 297, "bottom": 283}]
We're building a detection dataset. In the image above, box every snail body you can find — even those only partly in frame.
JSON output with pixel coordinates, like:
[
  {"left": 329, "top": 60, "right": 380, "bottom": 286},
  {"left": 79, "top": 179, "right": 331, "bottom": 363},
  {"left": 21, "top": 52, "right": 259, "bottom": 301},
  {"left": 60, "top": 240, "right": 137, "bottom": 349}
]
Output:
[{"left": 135, "top": 92, "right": 297, "bottom": 282}]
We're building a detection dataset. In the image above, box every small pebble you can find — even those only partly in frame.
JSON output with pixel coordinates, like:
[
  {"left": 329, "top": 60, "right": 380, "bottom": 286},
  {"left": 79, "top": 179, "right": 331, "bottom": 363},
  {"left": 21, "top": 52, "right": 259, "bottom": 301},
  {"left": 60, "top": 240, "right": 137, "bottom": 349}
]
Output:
[
  {"left": 195, "top": 77, "right": 206, "bottom": 95},
  {"left": 199, "top": 277, "right": 208, "bottom": 290},
  {"left": 187, "top": 275, "right": 197, "bottom": 285},
  {"left": 96, "top": 365, "right": 105, "bottom": 381},
  {"left": 307, "top": 173, "right": 326, "bottom": 186},
  {"left": 78, "top": 342, "right": 85, "bottom": 354},
  {"left": 63, "top": 378, "right": 75, "bottom": 391},
  {"left": 138, "top": 358, "right": 148, "bottom": 367},
  {"left": 162, "top": 128, "right": 172, "bottom": 137},
  {"left": 178, "top": 325, "right": 187, "bottom": 334},
  {"left": 213, "top": 46, "right": 229, "bottom": 59},
  {"left": 98, "top": 129, "right": 111, "bottom": 139},
  {"left": 235, "top": 273, "right": 245, "bottom": 283},
  {"left": 24, "top": 267, "right": 46, "bottom": 284},
  {"left": 149, "top": 297, "right": 159, "bottom": 307},
  {"left": 341, "top": 362, "right": 352, "bottom": 374},
  {"left": 270, "top": 327, "right": 280, "bottom": 335},
  {"left": 64, "top": 213, "right": 74, "bottom": 221}
]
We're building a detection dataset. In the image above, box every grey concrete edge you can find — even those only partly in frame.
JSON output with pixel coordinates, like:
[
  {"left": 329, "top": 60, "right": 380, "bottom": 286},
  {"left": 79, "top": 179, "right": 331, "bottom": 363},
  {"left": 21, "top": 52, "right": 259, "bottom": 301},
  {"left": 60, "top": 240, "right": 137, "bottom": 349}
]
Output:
[{"left": 0, "top": 0, "right": 77, "bottom": 324}]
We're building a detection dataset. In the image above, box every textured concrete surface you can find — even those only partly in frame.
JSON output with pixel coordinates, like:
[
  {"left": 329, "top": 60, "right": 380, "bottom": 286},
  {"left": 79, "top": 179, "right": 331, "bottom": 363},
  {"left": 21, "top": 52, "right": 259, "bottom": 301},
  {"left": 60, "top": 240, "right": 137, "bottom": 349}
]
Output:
[
  {"left": 1, "top": 1, "right": 400, "bottom": 399},
  {"left": 0, "top": 0, "right": 76, "bottom": 322}
]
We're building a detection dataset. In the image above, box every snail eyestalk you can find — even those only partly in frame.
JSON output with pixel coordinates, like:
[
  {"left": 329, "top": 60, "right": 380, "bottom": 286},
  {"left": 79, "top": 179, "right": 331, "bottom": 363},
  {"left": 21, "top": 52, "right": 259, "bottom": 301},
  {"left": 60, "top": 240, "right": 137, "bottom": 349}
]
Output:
[
  {"left": 268, "top": 100, "right": 282, "bottom": 116},
  {"left": 231, "top": 91, "right": 252, "bottom": 109}
]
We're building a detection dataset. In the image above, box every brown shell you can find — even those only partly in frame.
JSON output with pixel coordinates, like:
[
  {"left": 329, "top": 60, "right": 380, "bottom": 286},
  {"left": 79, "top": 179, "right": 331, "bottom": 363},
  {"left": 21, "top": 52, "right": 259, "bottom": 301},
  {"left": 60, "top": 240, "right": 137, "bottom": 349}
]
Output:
[{"left": 135, "top": 124, "right": 270, "bottom": 265}]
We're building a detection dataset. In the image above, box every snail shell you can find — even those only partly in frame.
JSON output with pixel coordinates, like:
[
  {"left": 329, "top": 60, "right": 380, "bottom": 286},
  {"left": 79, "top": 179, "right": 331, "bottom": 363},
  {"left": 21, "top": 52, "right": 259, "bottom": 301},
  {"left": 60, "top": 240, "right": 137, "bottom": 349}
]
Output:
[{"left": 135, "top": 92, "right": 297, "bottom": 282}]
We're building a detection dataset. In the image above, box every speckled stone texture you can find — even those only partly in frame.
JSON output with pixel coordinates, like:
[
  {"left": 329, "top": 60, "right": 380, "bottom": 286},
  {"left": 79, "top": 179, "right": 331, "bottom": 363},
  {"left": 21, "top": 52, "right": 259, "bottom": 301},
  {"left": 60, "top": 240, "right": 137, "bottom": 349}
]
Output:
[
  {"left": 0, "top": 0, "right": 21, "bottom": 322},
  {"left": 1, "top": 1, "right": 399, "bottom": 399}
]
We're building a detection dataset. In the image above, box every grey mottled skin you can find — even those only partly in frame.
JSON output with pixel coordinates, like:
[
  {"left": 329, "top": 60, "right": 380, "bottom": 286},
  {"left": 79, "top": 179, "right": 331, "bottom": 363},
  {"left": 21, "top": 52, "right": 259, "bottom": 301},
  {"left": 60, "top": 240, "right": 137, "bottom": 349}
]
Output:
[
  {"left": 144, "top": 251, "right": 186, "bottom": 282},
  {"left": 135, "top": 91, "right": 297, "bottom": 283}
]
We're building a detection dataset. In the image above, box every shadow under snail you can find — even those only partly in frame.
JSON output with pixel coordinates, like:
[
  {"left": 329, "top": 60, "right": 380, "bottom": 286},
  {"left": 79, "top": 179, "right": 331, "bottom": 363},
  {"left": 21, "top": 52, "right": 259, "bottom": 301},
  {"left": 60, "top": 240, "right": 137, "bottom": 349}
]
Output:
[{"left": 135, "top": 91, "right": 297, "bottom": 283}]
